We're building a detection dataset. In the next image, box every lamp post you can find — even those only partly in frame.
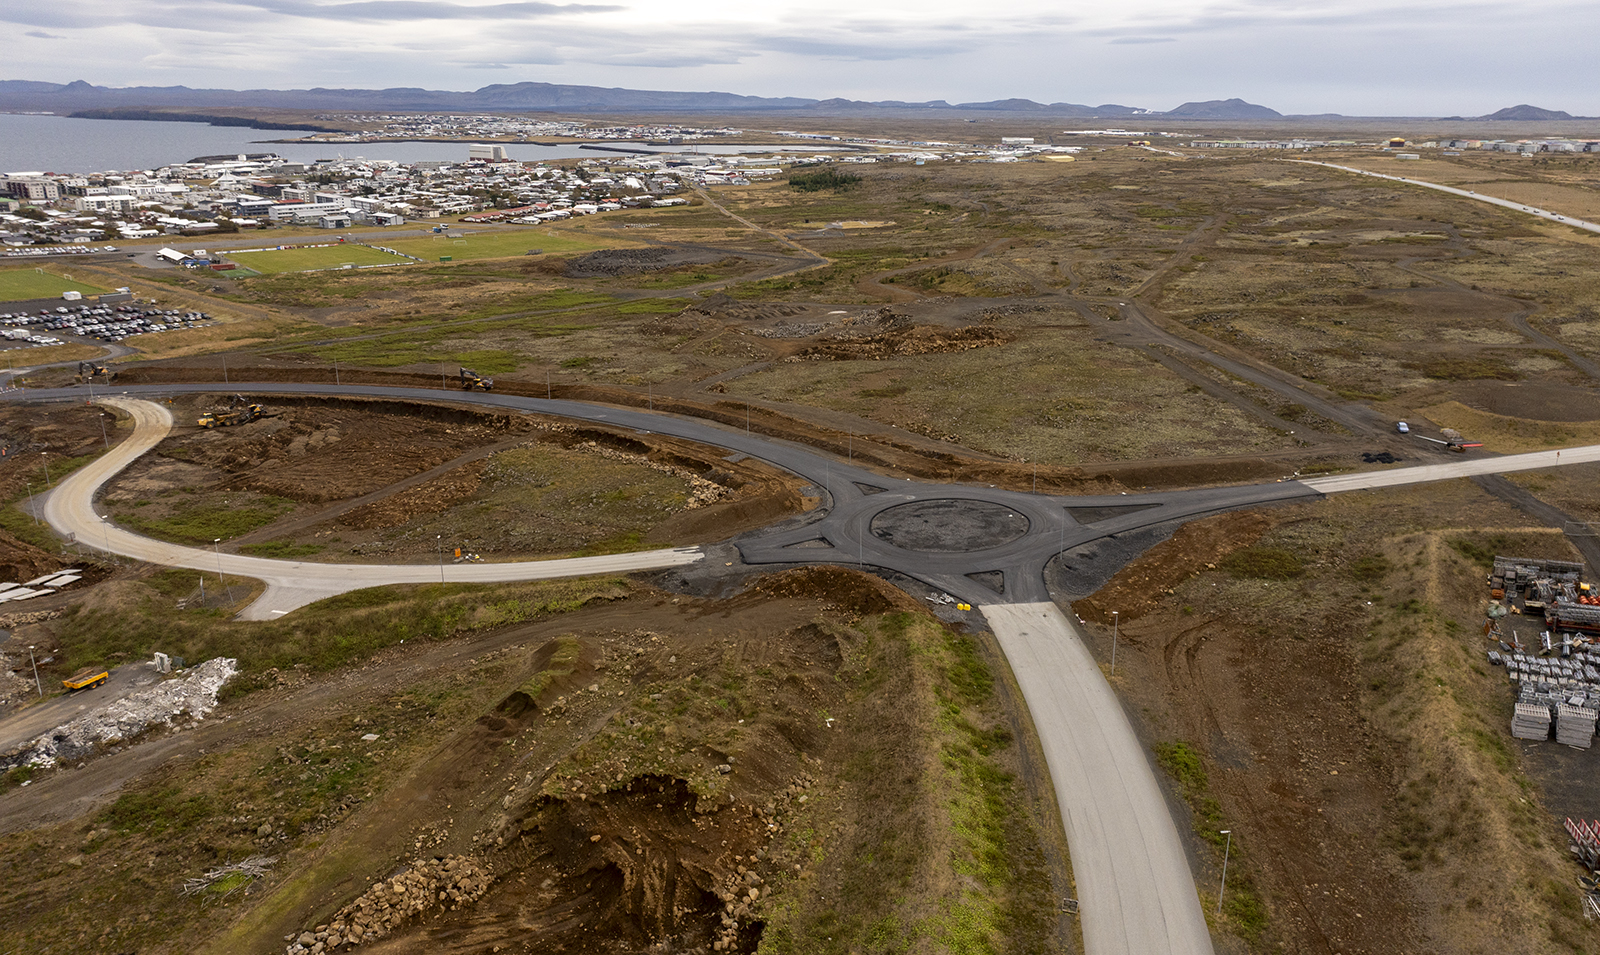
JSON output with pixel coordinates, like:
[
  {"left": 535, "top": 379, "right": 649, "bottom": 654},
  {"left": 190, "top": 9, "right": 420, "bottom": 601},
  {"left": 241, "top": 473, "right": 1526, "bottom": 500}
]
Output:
[
  {"left": 213, "top": 538, "right": 227, "bottom": 593},
  {"left": 27, "top": 644, "right": 41, "bottom": 698},
  {"left": 98, "top": 412, "right": 109, "bottom": 449},
  {"left": 25, "top": 481, "right": 38, "bottom": 525},
  {"left": 1111, "top": 610, "right": 1119, "bottom": 675},
  {"left": 437, "top": 534, "right": 444, "bottom": 584},
  {"left": 1217, "top": 830, "right": 1232, "bottom": 916},
  {"left": 41, "top": 453, "right": 51, "bottom": 487},
  {"left": 98, "top": 514, "right": 113, "bottom": 559}
]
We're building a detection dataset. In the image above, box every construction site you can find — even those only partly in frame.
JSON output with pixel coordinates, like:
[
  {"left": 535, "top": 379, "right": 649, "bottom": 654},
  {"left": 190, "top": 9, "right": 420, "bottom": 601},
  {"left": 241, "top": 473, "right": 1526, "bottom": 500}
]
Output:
[{"left": 7, "top": 133, "right": 1600, "bottom": 955}]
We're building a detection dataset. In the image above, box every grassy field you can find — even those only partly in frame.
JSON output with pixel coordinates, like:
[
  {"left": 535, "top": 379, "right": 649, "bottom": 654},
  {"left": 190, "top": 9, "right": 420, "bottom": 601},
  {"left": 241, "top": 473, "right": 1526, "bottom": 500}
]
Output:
[
  {"left": 228, "top": 244, "right": 412, "bottom": 275},
  {"left": 0, "top": 268, "right": 110, "bottom": 301},
  {"left": 384, "top": 226, "right": 632, "bottom": 262}
]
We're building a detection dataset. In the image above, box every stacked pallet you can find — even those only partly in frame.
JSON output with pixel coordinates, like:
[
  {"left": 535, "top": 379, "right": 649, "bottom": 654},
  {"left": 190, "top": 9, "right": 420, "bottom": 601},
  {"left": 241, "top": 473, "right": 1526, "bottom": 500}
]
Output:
[
  {"left": 1513, "top": 702, "right": 1553, "bottom": 740},
  {"left": 1558, "top": 704, "right": 1599, "bottom": 749}
]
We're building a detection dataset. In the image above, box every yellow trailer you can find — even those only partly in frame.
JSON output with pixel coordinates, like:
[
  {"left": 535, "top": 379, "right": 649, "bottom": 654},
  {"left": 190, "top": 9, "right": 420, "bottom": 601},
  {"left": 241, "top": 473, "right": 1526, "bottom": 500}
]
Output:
[{"left": 62, "top": 668, "right": 109, "bottom": 691}]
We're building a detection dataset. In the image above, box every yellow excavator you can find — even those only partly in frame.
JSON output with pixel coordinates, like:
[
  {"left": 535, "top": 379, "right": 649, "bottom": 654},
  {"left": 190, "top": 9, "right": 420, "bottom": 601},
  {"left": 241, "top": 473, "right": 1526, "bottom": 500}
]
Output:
[
  {"left": 459, "top": 367, "right": 494, "bottom": 391},
  {"left": 74, "top": 360, "right": 115, "bottom": 384},
  {"left": 197, "top": 395, "right": 266, "bottom": 429}
]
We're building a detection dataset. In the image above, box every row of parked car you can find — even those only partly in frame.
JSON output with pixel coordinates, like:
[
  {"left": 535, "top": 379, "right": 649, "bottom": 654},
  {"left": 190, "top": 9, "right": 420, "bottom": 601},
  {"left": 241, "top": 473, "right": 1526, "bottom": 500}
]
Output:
[{"left": 0, "top": 304, "right": 214, "bottom": 344}]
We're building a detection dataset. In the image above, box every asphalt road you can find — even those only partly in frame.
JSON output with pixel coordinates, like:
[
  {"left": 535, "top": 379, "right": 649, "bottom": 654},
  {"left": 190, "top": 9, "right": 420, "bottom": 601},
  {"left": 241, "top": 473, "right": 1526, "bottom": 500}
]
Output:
[
  {"left": 22, "top": 381, "right": 1600, "bottom": 955},
  {"left": 1289, "top": 160, "right": 1600, "bottom": 236},
  {"left": 43, "top": 396, "right": 703, "bottom": 620},
  {"left": 985, "top": 602, "right": 1215, "bottom": 955}
]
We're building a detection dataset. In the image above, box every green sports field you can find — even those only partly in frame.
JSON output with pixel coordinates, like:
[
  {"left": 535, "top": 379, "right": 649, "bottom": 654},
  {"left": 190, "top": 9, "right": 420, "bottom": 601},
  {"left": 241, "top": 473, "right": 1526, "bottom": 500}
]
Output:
[
  {"left": 0, "top": 269, "right": 110, "bottom": 302},
  {"left": 227, "top": 244, "right": 411, "bottom": 275}
]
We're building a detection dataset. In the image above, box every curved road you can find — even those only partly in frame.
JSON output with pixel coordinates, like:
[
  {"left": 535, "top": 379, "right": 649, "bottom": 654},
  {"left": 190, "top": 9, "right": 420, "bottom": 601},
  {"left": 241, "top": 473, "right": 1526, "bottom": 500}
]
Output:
[
  {"left": 23, "top": 382, "right": 1600, "bottom": 955},
  {"left": 44, "top": 396, "right": 703, "bottom": 620}
]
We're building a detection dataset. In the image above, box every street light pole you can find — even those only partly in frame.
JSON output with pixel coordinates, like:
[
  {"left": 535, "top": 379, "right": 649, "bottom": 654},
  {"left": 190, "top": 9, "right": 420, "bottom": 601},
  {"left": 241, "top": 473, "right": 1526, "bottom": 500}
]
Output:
[
  {"left": 98, "top": 412, "right": 109, "bottom": 449},
  {"left": 1217, "top": 830, "right": 1232, "bottom": 916},
  {"left": 28, "top": 644, "right": 41, "bottom": 697},
  {"left": 41, "top": 453, "right": 51, "bottom": 487},
  {"left": 437, "top": 534, "right": 444, "bottom": 584},
  {"left": 98, "top": 514, "right": 113, "bottom": 560},
  {"left": 1111, "top": 610, "right": 1119, "bottom": 675},
  {"left": 25, "top": 481, "right": 38, "bottom": 525},
  {"left": 213, "top": 538, "right": 227, "bottom": 595}
]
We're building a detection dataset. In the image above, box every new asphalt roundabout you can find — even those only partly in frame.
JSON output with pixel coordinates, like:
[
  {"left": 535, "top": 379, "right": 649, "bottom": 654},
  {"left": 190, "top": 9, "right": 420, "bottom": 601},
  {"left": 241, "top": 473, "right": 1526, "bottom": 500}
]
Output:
[{"left": 17, "top": 381, "right": 1600, "bottom": 955}]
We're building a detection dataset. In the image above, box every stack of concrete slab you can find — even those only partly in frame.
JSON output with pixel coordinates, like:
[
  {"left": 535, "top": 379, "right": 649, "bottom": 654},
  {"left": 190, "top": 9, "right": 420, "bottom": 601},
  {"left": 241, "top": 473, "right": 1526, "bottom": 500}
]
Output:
[
  {"left": 25, "top": 570, "right": 81, "bottom": 589},
  {"left": 1513, "top": 702, "right": 1553, "bottom": 740},
  {"left": 1558, "top": 703, "right": 1598, "bottom": 748},
  {"left": 0, "top": 586, "right": 47, "bottom": 603}
]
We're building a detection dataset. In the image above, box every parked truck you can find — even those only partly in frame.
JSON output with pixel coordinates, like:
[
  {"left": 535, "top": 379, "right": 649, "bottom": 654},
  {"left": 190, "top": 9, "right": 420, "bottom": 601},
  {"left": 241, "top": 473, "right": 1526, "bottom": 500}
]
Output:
[{"left": 62, "top": 667, "right": 109, "bottom": 691}]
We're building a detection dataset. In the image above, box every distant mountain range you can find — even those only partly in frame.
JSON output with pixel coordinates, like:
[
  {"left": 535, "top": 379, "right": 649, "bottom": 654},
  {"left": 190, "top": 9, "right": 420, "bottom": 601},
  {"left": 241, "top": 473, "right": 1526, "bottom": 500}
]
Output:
[
  {"left": 0, "top": 79, "right": 1284, "bottom": 118},
  {"left": 0, "top": 80, "right": 1588, "bottom": 122}
]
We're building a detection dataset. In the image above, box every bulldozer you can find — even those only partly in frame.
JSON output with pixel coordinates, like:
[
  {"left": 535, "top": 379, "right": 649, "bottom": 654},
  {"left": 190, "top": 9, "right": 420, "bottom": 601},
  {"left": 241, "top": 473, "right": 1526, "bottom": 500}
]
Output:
[
  {"left": 459, "top": 367, "right": 494, "bottom": 392},
  {"left": 197, "top": 395, "right": 266, "bottom": 429},
  {"left": 74, "top": 360, "right": 115, "bottom": 384}
]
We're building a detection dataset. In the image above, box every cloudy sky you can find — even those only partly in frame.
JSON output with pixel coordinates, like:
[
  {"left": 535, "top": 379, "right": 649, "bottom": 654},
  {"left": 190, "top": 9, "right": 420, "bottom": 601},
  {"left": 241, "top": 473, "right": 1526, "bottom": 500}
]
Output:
[{"left": 7, "top": 0, "right": 1598, "bottom": 114}]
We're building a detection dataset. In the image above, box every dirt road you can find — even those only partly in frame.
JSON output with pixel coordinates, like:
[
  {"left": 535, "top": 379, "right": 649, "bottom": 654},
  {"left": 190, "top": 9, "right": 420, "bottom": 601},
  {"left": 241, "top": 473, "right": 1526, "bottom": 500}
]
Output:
[
  {"left": 983, "top": 601, "right": 1214, "bottom": 955},
  {"left": 0, "top": 662, "right": 163, "bottom": 753}
]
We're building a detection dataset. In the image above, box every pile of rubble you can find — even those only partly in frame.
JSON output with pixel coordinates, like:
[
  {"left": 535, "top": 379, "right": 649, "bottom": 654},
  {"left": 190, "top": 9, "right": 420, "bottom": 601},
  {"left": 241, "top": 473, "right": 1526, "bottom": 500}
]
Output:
[
  {"left": 0, "top": 657, "right": 236, "bottom": 770},
  {"left": 283, "top": 855, "right": 491, "bottom": 953}
]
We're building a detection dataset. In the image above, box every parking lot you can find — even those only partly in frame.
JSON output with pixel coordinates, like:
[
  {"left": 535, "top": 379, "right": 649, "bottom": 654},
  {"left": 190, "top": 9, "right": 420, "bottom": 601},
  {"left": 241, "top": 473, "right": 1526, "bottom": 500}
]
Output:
[{"left": 0, "top": 302, "right": 214, "bottom": 349}]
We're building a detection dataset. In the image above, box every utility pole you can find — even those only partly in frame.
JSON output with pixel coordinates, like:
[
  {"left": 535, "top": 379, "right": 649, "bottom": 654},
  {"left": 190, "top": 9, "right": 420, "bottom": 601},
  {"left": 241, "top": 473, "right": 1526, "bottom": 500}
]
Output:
[
  {"left": 1111, "top": 610, "right": 1119, "bottom": 675},
  {"left": 213, "top": 538, "right": 231, "bottom": 602},
  {"left": 1217, "top": 830, "right": 1233, "bottom": 916},
  {"left": 28, "top": 645, "right": 41, "bottom": 698}
]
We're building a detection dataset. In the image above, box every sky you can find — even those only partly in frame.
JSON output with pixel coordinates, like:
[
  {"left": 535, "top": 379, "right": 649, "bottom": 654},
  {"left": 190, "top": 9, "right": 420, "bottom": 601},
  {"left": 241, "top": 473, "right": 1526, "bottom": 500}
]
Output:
[{"left": 6, "top": 0, "right": 1599, "bottom": 115}]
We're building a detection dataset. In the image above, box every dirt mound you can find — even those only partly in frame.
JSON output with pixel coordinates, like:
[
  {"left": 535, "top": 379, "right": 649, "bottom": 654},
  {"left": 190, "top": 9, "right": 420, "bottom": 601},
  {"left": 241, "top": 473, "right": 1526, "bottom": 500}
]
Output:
[
  {"left": 339, "top": 460, "right": 487, "bottom": 530},
  {"left": 0, "top": 528, "right": 66, "bottom": 584},
  {"left": 165, "top": 398, "right": 534, "bottom": 504},
  {"left": 565, "top": 247, "right": 729, "bottom": 278},
  {"left": 1075, "top": 511, "right": 1275, "bottom": 624},
  {"left": 795, "top": 324, "right": 1011, "bottom": 361},
  {"left": 747, "top": 565, "right": 923, "bottom": 615},
  {"left": 286, "top": 855, "right": 492, "bottom": 952}
]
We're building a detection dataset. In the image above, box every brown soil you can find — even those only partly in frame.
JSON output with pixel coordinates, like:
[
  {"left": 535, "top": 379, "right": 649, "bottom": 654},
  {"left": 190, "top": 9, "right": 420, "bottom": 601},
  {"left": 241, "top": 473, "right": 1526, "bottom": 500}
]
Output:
[
  {"left": 338, "top": 460, "right": 486, "bottom": 530},
  {"left": 0, "top": 562, "right": 1061, "bottom": 955},
  {"left": 794, "top": 323, "right": 1012, "bottom": 361},
  {"left": 105, "top": 358, "right": 1307, "bottom": 493},
  {"left": 1075, "top": 511, "right": 1275, "bottom": 624},
  {"left": 165, "top": 395, "right": 535, "bottom": 504},
  {"left": 1073, "top": 482, "right": 1598, "bottom": 954},
  {"left": 101, "top": 395, "right": 807, "bottom": 560}
]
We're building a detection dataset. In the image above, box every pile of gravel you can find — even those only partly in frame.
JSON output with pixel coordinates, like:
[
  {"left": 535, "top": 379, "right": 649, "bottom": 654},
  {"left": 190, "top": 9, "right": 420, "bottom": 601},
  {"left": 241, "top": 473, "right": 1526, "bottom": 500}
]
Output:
[
  {"left": 0, "top": 657, "right": 237, "bottom": 769},
  {"left": 284, "top": 855, "right": 492, "bottom": 952}
]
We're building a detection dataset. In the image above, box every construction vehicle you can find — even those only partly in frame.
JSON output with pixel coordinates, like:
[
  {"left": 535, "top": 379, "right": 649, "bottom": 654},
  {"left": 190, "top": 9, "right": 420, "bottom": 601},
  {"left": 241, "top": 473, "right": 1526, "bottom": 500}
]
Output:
[
  {"left": 74, "top": 360, "right": 115, "bottom": 384},
  {"left": 197, "top": 395, "right": 266, "bottom": 429},
  {"left": 1413, "top": 427, "right": 1482, "bottom": 452},
  {"left": 459, "top": 367, "right": 494, "bottom": 391},
  {"left": 62, "top": 667, "right": 109, "bottom": 691}
]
